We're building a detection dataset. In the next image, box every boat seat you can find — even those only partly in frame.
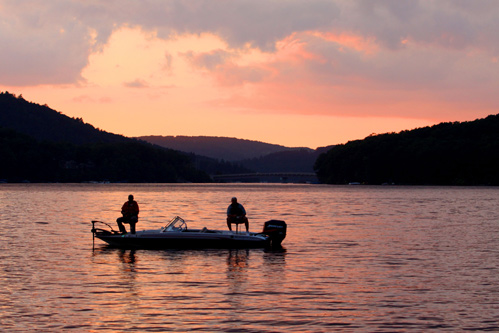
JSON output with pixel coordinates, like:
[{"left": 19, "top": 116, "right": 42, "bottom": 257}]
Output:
[{"left": 229, "top": 220, "right": 246, "bottom": 234}]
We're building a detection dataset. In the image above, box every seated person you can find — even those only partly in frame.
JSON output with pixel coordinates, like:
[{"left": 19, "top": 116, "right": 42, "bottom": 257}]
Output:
[
  {"left": 226, "top": 197, "right": 249, "bottom": 232},
  {"left": 117, "top": 194, "right": 139, "bottom": 234}
]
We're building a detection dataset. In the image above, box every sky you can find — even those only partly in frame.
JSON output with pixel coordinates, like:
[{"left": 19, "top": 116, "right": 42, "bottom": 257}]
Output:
[{"left": 1, "top": 1, "right": 498, "bottom": 148}]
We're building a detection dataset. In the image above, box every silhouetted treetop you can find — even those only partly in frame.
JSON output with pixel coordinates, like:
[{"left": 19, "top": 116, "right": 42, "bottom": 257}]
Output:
[
  {"left": 0, "top": 91, "right": 127, "bottom": 144},
  {"left": 314, "top": 114, "right": 499, "bottom": 185}
]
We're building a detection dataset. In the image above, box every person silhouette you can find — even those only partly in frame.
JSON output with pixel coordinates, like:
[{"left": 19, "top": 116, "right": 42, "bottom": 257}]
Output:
[
  {"left": 116, "top": 194, "right": 139, "bottom": 234},
  {"left": 226, "top": 197, "right": 249, "bottom": 232}
]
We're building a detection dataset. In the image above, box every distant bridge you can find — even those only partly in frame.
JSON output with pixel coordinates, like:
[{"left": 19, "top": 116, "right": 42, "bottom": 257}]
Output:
[{"left": 211, "top": 172, "right": 318, "bottom": 183}]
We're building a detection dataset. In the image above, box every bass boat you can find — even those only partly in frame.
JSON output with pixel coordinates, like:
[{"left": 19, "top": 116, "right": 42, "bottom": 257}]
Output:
[{"left": 91, "top": 216, "right": 287, "bottom": 249}]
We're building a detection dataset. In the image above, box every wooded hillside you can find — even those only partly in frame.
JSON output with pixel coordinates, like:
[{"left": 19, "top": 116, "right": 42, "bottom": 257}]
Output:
[
  {"left": 0, "top": 92, "right": 211, "bottom": 182},
  {"left": 314, "top": 115, "right": 499, "bottom": 185},
  {"left": 0, "top": 92, "right": 127, "bottom": 144},
  {"left": 138, "top": 136, "right": 331, "bottom": 173},
  {"left": 138, "top": 135, "right": 312, "bottom": 161}
]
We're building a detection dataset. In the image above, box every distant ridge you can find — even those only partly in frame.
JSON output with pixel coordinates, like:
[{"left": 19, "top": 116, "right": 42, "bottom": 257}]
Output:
[
  {"left": 240, "top": 146, "right": 333, "bottom": 173},
  {"left": 137, "top": 135, "right": 314, "bottom": 161},
  {"left": 0, "top": 91, "right": 322, "bottom": 181}
]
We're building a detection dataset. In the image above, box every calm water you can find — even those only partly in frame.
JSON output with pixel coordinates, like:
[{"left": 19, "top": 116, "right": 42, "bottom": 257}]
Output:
[{"left": 1, "top": 184, "right": 498, "bottom": 332}]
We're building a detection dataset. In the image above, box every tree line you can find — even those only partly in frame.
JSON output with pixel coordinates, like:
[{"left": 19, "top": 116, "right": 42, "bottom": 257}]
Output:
[
  {"left": 0, "top": 127, "right": 211, "bottom": 182},
  {"left": 314, "top": 115, "right": 499, "bottom": 185},
  {"left": 0, "top": 91, "right": 248, "bottom": 182}
]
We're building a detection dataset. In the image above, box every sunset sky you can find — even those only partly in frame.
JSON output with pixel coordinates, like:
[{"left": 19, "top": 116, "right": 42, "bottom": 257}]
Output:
[{"left": 1, "top": 1, "right": 498, "bottom": 148}]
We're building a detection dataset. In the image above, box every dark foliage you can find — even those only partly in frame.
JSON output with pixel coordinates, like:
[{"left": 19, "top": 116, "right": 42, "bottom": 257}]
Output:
[
  {"left": 186, "top": 153, "right": 253, "bottom": 175},
  {"left": 0, "top": 91, "right": 214, "bottom": 182},
  {"left": 139, "top": 135, "right": 334, "bottom": 173},
  {"left": 0, "top": 92, "right": 128, "bottom": 144},
  {"left": 0, "top": 92, "right": 254, "bottom": 179},
  {"left": 314, "top": 115, "right": 499, "bottom": 185},
  {"left": 241, "top": 149, "right": 322, "bottom": 172},
  {"left": 0, "top": 127, "right": 211, "bottom": 182}
]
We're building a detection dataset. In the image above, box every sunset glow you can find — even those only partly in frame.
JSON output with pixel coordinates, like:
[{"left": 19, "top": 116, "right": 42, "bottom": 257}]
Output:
[{"left": 1, "top": 1, "right": 498, "bottom": 148}]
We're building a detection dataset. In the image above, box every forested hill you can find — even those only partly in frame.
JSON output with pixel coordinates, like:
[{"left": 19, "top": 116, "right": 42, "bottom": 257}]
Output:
[
  {"left": 314, "top": 114, "right": 499, "bottom": 185},
  {"left": 0, "top": 92, "right": 127, "bottom": 144},
  {"left": 0, "top": 92, "right": 212, "bottom": 182},
  {"left": 137, "top": 135, "right": 312, "bottom": 161},
  {"left": 240, "top": 147, "right": 332, "bottom": 173},
  {"left": 138, "top": 135, "right": 332, "bottom": 174}
]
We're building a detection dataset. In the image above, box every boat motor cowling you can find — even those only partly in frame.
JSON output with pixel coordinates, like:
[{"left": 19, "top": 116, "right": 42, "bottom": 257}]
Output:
[{"left": 262, "top": 220, "right": 287, "bottom": 246}]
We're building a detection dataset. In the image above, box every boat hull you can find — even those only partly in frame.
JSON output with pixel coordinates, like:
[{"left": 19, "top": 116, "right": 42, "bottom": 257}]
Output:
[{"left": 95, "top": 229, "right": 272, "bottom": 249}]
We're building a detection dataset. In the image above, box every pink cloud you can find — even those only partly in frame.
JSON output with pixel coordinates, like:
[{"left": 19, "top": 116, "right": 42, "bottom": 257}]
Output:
[
  {"left": 202, "top": 29, "right": 499, "bottom": 121},
  {"left": 1, "top": 0, "right": 498, "bottom": 128}
]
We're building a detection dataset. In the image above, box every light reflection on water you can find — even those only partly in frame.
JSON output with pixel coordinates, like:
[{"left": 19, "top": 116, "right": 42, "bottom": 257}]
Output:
[{"left": 1, "top": 183, "right": 499, "bottom": 331}]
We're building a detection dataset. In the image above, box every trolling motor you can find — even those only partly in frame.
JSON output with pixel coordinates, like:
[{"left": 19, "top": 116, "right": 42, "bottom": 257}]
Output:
[
  {"left": 262, "top": 220, "right": 287, "bottom": 247},
  {"left": 91, "top": 220, "right": 120, "bottom": 250}
]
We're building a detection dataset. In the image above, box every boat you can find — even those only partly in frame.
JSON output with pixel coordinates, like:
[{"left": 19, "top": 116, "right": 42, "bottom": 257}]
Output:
[{"left": 91, "top": 216, "right": 287, "bottom": 249}]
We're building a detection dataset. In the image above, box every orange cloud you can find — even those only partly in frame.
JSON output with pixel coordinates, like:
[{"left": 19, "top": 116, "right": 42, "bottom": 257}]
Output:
[
  {"left": 191, "top": 27, "right": 498, "bottom": 123},
  {"left": 312, "top": 31, "right": 379, "bottom": 55},
  {"left": 2, "top": 0, "right": 498, "bottom": 149}
]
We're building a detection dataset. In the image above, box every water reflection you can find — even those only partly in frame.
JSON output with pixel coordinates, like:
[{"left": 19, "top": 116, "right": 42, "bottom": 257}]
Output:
[
  {"left": 118, "top": 249, "right": 136, "bottom": 268},
  {"left": 227, "top": 249, "right": 249, "bottom": 272},
  {"left": 3, "top": 184, "right": 499, "bottom": 332},
  {"left": 225, "top": 249, "right": 251, "bottom": 308},
  {"left": 91, "top": 246, "right": 288, "bottom": 282},
  {"left": 262, "top": 247, "right": 287, "bottom": 268}
]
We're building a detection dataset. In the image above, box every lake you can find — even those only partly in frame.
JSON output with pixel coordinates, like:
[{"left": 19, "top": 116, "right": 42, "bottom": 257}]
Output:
[{"left": 1, "top": 183, "right": 498, "bottom": 331}]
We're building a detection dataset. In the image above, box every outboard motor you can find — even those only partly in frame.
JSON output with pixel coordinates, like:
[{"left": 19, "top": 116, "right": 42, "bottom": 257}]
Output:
[{"left": 262, "top": 220, "right": 287, "bottom": 247}]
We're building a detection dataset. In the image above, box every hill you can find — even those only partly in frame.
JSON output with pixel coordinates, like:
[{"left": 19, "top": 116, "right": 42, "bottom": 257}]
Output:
[
  {"left": 0, "top": 92, "right": 128, "bottom": 144},
  {"left": 0, "top": 127, "right": 211, "bottom": 182},
  {"left": 314, "top": 115, "right": 499, "bottom": 185},
  {"left": 137, "top": 135, "right": 330, "bottom": 175},
  {"left": 0, "top": 92, "right": 213, "bottom": 182},
  {"left": 240, "top": 146, "right": 333, "bottom": 173},
  {"left": 137, "top": 135, "right": 313, "bottom": 161}
]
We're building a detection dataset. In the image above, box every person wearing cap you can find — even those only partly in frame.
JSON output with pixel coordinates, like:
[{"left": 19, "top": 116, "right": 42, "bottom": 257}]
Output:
[
  {"left": 226, "top": 197, "right": 249, "bottom": 232},
  {"left": 117, "top": 194, "right": 139, "bottom": 234}
]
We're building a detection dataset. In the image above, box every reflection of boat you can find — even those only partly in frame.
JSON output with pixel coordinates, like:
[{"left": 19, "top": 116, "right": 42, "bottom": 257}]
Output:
[{"left": 91, "top": 216, "right": 287, "bottom": 249}]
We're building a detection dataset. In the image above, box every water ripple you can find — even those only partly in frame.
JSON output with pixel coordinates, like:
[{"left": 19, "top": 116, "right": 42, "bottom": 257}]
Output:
[{"left": 1, "top": 184, "right": 498, "bottom": 331}]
